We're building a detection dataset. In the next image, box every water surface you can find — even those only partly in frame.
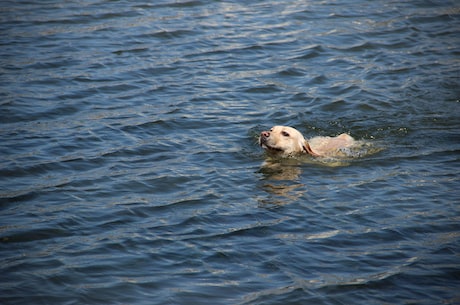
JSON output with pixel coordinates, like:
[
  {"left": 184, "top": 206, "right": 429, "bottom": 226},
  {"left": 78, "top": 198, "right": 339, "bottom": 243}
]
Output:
[{"left": 1, "top": 1, "right": 459, "bottom": 304}]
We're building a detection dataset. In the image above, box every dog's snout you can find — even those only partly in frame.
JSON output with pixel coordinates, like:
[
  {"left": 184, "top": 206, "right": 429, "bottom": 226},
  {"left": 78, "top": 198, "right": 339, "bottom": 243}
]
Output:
[{"left": 261, "top": 131, "right": 270, "bottom": 138}]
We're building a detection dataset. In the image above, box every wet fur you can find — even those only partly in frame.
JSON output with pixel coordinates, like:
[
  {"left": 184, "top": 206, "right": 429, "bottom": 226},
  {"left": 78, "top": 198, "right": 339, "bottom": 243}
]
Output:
[{"left": 259, "top": 125, "right": 358, "bottom": 158}]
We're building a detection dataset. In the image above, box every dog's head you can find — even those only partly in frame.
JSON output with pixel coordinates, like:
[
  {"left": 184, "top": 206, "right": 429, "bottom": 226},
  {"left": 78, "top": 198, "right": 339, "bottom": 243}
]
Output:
[{"left": 259, "top": 126, "right": 315, "bottom": 157}]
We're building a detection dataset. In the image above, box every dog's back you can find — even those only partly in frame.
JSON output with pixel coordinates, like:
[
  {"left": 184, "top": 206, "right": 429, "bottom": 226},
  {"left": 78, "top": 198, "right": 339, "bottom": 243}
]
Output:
[{"left": 309, "top": 134, "right": 355, "bottom": 157}]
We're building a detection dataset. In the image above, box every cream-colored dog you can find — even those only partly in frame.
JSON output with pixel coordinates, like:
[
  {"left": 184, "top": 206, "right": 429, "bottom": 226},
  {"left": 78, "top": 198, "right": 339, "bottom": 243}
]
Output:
[{"left": 259, "top": 125, "right": 357, "bottom": 158}]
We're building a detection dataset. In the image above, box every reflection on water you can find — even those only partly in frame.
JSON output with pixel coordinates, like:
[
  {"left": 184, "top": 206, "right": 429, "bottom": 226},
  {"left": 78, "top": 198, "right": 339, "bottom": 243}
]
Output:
[{"left": 258, "top": 158, "right": 305, "bottom": 205}]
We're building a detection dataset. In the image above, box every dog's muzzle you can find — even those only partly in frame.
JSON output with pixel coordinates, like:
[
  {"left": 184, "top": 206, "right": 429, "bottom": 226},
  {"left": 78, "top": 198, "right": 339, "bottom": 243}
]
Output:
[{"left": 259, "top": 131, "right": 283, "bottom": 152}]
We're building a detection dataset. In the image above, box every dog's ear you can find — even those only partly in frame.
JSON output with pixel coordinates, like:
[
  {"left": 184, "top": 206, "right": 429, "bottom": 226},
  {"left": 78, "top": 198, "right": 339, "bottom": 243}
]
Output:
[{"left": 302, "top": 140, "right": 319, "bottom": 157}]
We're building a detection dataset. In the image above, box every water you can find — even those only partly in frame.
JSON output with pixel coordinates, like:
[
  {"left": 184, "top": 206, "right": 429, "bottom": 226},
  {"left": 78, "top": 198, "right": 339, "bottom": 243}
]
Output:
[{"left": 1, "top": 1, "right": 459, "bottom": 304}]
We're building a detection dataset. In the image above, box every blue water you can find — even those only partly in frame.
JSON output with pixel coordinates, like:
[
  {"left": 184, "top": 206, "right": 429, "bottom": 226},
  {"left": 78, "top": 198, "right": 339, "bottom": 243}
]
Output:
[{"left": 1, "top": 1, "right": 459, "bottom": 304}]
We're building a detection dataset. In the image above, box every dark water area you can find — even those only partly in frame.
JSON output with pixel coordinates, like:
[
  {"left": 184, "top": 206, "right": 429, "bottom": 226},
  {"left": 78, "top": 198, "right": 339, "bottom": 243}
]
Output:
[{"left": 1, "top": 1, "right": 459, "bottom": 304}]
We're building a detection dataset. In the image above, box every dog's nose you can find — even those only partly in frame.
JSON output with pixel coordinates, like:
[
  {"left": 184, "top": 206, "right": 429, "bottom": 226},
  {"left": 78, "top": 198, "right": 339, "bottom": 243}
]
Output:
[{"left": 261, "top": 131, "right": 270, "bottom": 138}]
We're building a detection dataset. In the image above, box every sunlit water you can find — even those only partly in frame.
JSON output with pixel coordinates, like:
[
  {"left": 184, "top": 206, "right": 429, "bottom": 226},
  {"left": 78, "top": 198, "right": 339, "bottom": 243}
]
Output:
[{"left": 1, "top": 1, "right": 459, "bottom": 304}]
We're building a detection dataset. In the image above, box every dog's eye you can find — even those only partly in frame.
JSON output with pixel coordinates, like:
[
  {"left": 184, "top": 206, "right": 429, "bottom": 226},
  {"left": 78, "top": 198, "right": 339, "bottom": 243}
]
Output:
[{"left": 281, "top": 131, "right": 290, "bottom": 137}]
